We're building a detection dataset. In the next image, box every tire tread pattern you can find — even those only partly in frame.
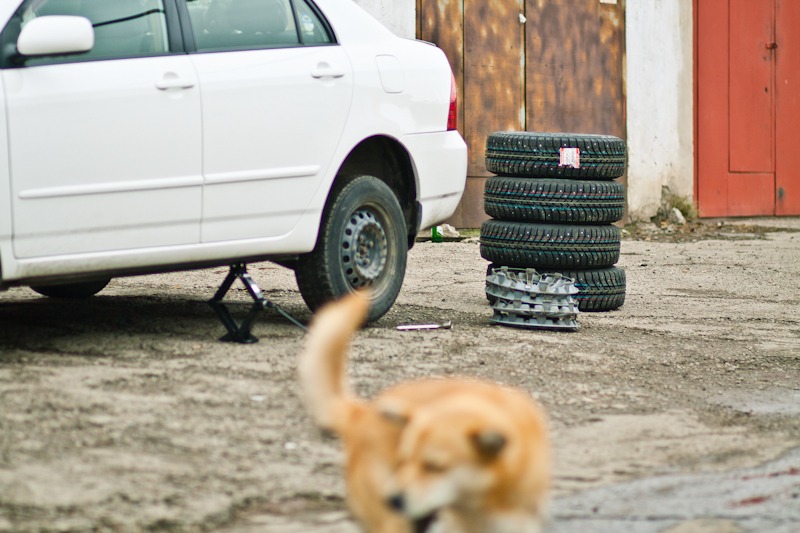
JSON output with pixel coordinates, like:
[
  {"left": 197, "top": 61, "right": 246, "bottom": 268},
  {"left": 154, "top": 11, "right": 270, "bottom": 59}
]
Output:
[
  {"left": 480, "top": 220, "right": 621, "bottom": 269},
  {"left": 485, "top": 264, "right": 625, "bottom": 311},
  {"left": 485, "top": 131, "right": 626, "bottom": 180},
  {"left": 484, "top": 176, "right": 625, "bottom": 224},
  {"left": 550, "top": 267, "right": 626, "bottom": 311}
]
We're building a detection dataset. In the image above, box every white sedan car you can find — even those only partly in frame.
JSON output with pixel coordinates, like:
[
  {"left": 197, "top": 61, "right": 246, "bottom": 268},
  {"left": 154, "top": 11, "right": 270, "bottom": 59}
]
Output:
[{"left": 0, "top": 0, "right": 466, "bottom": 321}]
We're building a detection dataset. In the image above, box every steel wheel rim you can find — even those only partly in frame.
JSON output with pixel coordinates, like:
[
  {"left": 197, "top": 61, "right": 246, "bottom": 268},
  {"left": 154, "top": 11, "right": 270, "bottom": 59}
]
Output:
[{"left": 341, "top": 208, "right": 388, "bottom": 288}]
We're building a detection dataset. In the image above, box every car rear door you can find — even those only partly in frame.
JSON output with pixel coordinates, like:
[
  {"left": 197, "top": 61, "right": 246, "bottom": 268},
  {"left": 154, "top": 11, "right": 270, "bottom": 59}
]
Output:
[
  {"left": 180, "top": 0, "right": 353, "bottom": 243},
  {"left": 1, "top": 0, "right": 202, "bottom": 259}
]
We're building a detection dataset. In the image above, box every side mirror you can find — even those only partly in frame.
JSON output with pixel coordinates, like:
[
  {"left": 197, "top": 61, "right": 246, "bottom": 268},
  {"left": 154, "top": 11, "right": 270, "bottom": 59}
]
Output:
[{"left": 17, "top": 16, "right": 94, "bottom": 57}]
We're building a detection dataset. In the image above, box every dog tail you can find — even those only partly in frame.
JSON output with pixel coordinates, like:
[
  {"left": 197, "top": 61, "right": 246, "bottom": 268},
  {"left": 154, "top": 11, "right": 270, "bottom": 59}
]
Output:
[{"left": 298, "top": 290, "right": 370, "bottom": 434}]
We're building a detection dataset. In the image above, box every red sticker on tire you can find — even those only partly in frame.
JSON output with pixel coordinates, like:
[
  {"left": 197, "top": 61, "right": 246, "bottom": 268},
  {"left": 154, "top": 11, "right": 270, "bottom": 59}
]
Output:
[{"left": 559, "top": 147, "right": 580, "bottom": 168}]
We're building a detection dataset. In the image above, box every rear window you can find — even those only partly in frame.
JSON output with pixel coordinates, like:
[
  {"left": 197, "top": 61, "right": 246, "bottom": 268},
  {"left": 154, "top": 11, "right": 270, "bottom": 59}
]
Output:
[{"left": 183, "top": 0, "right": 333, "bottom": 52}]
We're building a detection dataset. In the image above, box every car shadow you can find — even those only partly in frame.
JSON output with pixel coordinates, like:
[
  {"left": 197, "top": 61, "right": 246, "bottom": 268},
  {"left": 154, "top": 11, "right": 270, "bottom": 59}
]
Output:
[{"left": 0, "top": 295, "right": 310, "bottom": 351}]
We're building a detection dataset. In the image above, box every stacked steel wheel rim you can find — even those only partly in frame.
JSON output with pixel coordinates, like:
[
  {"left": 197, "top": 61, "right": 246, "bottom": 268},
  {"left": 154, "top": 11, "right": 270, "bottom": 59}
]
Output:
[
  {"left": 480, "top": 131, "right": 627, "bottom": 313},
  {"left": 486, "top": 266, "right": 581, "bottom": 331}
]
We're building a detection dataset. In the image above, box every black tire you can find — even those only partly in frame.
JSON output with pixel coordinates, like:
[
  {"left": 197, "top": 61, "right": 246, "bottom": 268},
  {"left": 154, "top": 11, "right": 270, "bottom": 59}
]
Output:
[
  {"left": 553, "top": 267, "right": 626, "bottom": 311},
  {"left": 484, "top": 176, "right": 625, "bottom": 224},
  {"left": 295, "top": 176, "right": 407, "bottom": 322},
  {"left": 30, "top": 278, "right": 110, "bottom": 299},
  {"left": 485, "top": 131, "right": 626, "bottom": 180},
  {"left": 480, "top": 220, "right": 620, "bottom": 269}
]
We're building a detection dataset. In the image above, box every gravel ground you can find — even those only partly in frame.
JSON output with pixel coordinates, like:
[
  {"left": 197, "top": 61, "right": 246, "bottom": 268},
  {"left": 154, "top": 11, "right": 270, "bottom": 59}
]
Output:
[{"left": 1, "top": 218, "right": 799, "bottom": 532}]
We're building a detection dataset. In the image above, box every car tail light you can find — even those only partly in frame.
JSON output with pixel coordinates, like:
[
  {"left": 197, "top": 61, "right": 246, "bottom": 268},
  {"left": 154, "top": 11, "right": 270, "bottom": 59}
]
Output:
[{"left": 447, "top": 73, "right": 458, "bottom": 131}]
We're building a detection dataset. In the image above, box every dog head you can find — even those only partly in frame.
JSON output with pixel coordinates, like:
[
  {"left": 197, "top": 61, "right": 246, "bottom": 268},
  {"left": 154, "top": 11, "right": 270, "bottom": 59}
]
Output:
[{"left": 383, "top": 395, "right": 513, "bottom": 520}]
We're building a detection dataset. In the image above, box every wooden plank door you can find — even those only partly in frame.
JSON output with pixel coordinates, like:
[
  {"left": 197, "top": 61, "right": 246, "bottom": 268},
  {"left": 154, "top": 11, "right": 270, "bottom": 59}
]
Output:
[
  {"left": 697, "top": 0, "right": 800, "bottom": 216},
  {"left": 418, "top": 0, "right": 626, "bottom": 227},
  {"left": 525, "top": 0, "right": 626, "bottom": 137},
  {"left": 418, "top": 0, "right": 525, "bottom": 227},
  {"left": 463, "top": 0, "right": 526, "bottom": 179}
]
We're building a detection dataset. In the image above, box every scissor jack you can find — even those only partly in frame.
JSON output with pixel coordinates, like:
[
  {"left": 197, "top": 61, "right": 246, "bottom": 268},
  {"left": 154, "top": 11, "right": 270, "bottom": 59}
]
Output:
[{"left": 208, "top": 263, "right": 307, "bottom": 343}]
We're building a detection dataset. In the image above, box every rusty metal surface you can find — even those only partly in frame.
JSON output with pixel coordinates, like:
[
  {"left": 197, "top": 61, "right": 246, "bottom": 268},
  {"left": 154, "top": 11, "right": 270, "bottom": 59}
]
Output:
[
  {"left": 525, "top": 0, "right": 626, "bottom": 138},
  {"left": 417, "top": 0, "right": 465, "bottom": 136},
  {"left": 417, "top": 0, "right": 627, "bottom": 227},
  {"left": 464, "top": 0, "right": 525, "bottom": 176}
]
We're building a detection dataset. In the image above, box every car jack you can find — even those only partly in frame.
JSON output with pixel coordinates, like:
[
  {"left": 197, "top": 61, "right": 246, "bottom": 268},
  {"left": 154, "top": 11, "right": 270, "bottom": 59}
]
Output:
[{"left": 208, "top": 263, "right": 307, "bottom": 343}]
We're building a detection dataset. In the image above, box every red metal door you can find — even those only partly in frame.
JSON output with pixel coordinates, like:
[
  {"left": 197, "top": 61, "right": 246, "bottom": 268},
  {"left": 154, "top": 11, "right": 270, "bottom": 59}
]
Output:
[
  {"left": 775, "top": 0, "right": 800, "bottom": 215},
  {"left": 697, "top": 0, "right": 800, "bottom": 216}
]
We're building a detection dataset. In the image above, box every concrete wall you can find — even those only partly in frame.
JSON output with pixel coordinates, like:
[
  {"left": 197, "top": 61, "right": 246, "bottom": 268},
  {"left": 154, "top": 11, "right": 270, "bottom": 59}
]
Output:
[
  {"left": 352, "top": 0, "right": 416, "bottom": 38},
  {"left": 626, "top": 0, "right": 695, "bottom": 221}
]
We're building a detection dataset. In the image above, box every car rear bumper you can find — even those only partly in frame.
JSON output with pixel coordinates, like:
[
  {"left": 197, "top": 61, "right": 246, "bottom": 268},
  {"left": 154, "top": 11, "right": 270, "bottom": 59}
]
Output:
[{"left": 402, "top": 130, "right": 468, "bottom": 230}]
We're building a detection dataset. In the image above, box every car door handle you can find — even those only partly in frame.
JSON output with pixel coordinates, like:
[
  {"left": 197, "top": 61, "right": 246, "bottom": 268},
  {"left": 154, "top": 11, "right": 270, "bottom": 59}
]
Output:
[
  {"left": 311, "top": 66, "right": 345, "bottom": 79},
  {"left": 155, "top": 77, "right": 196, "bottom": 90}
]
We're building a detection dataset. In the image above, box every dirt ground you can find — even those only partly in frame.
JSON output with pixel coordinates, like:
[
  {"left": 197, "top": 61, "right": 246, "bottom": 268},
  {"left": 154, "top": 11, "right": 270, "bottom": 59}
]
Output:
[{"left": 1, "top": 218, "right": 799, "bottom": 532}]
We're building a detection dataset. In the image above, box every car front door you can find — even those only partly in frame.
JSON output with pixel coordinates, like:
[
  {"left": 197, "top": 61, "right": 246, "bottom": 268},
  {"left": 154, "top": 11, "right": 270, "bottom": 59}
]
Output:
[
  {"left": 181, "top": 0, "right": 353, "bottom": 243},
  {"left": 1, "top": 0, "right": 202, "bottom": 259}
]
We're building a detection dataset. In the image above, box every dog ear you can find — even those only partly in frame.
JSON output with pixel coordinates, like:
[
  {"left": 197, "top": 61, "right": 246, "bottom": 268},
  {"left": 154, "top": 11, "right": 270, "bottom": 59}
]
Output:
[
  {"left": 377, "top": 399, "right": 410, "bottom": 427},
  {"left": 470, "top": 430, "right": 507, "bottom": 459}
]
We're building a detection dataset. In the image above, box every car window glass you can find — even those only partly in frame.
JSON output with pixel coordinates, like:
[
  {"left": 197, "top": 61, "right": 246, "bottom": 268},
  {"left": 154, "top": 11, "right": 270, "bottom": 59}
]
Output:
[
  {"left": 293, "top": 0, "right": 331, "bottom": 45},
  {"left": 184, "top": 0, "right": 332, "bottom": 51},
  {"left": 1, "top": 0, "right": 169, "bottom": 67},
  {"left": 187, "top": 0, "right": 299, "bottom": 51}
]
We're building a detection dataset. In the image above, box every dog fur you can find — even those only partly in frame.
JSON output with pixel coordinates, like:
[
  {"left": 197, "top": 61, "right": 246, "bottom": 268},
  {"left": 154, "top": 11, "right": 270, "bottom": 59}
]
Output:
[{"left": 297, "top": 291, "right": 550, "bottom": 533}]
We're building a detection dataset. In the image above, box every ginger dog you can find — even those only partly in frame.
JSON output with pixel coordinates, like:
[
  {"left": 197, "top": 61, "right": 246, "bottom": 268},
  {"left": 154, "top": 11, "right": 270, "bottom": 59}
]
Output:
[{"left": 298, "top": 291, "right": 550, "bottom": 533}]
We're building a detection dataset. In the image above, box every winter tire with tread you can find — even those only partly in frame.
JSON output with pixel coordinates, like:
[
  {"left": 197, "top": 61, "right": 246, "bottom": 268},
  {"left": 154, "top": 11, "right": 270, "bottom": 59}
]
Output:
[
  {"left": 553, "top": 267, "right": 626, "bottom": 311},
  {"left": 480, "top": 220, "right": 620, "bottom": 270},
  {"left": 295, "top": 176, "right": 407, "bottom": 323},
  {"left": 484, "top": 176, "right": 625, "bottom": 224},
  {"left": 485, "top": 131, "right": 626, "bottom": 180},
  {"left": 486, "top": 264, "right": 625, "bottom": 311}
]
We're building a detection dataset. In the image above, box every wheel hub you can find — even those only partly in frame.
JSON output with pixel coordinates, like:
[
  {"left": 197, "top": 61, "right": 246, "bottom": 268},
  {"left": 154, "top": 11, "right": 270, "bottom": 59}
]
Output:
[{"left": 341, "top": 209, "right": 387, "bottom": 287}]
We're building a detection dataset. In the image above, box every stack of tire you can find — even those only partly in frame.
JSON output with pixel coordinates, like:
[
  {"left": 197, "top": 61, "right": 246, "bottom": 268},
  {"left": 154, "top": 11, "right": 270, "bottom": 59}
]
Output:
[{"left": 480, "top": 131, "right": 627, "bottom": 312}]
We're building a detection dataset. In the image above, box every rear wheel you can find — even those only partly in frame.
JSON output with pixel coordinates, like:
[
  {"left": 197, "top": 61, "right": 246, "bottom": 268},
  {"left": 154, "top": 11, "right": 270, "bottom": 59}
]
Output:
[
  {"left": 295, "top": 176, "right": 407, "bottom": 322},
  {"left": 30, "top": 278, "right": 111, "bottom": 299}
]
